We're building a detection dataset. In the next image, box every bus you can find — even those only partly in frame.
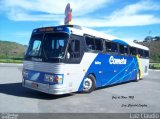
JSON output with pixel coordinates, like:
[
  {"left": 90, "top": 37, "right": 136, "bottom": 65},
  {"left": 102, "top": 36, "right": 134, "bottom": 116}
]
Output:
[{"left": 22, "top": 25, "right": 149, "bottom": 95}]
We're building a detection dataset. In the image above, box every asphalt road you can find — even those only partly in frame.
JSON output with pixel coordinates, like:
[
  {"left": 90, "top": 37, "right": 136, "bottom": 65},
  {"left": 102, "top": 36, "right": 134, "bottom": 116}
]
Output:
[{"left": 0, "top": 64, "right": 160, "bottom": 113}]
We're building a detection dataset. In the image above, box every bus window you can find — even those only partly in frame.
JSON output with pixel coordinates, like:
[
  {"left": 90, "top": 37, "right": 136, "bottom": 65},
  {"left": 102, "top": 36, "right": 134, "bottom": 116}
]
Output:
[
  {"left": 119, "top": 44, "right": 124, "bottom": 54},
  {"left": 75, "top": 40, "right": 80, "bottom": 52},
  {"left": 144, "top": 50, "right": 149, "bottom": 58},
  {"left": 124, "top": 46, "right": 128, "bottom": 55},
  {"left": 140, "top": 49, "right": 144, "bottom": 57},
  {"left": 137, "top": 49, "right": 144, "bottom": 57},
  {"left": 95, "top": 38, "right": 103, "bottom": 51},
  {"left": 105, "top": 41, "right": 112, "bottom": 52},
  {"left": 129, "top": 47, "right": 136, "bottom": 55},
  {"left": 137, "top": 49, "right": 140, "bottom": 55},
  {"left": 43, "top": 33, "right": 68, "bottom": 58},
  {"left": 119, "top": 45, "right": 128, "bottom": 55},
  {"left": 111, "top": 42, "right": 118, "bottom": 53},
  {"left": 68, "top": 39, "right": 80, "bottom": 59},
  {"left": 29, "top": 40, "right": 42, "bottom": 57},
  {"left": 85, "top": 36, "right": 95, "bottom": 50},
  {"left": 135, "top": 48, "right": 138, "bottom": 55}
]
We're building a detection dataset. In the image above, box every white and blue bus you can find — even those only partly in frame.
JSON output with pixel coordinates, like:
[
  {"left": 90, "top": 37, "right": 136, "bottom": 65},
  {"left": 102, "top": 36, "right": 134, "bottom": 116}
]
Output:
[{"left": 22, "top": 25, "right": 149, "bottom": 95}]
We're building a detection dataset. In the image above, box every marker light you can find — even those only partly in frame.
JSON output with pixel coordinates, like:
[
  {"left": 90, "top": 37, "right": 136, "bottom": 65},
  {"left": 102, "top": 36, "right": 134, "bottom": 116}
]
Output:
[
  {"left": 54, "top": 75, "right": 63, "bottom": 84},
  {"left": 23, "top": 70, "right": 29, "bottom": 78}
]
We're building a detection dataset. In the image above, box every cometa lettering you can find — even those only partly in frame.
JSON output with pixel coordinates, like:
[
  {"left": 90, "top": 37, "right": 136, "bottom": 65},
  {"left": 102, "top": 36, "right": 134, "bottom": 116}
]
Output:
[{"left": 109, "top": 56, "right": 127, "bottom": 64}]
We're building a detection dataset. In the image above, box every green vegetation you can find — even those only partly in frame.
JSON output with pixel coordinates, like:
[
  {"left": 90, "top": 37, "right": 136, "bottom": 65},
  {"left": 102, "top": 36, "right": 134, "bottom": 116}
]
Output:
[
  {"left": 0, "top": 59, "right": 22, "bottom": 63},
  {"left": 0, "top": 41, "right": 26, "bottom": 58},
  {"left": 149, "top": 63, "right": 160, "bottom": 69},
  {"left": 138, "top": 36, "right": 160, "bottom": 62},
  {"left": 137, "top": 37, "right": 160, "bottom": 70},
  {"left": 0, "top": 40, "right": 26, "bottom": 63}
]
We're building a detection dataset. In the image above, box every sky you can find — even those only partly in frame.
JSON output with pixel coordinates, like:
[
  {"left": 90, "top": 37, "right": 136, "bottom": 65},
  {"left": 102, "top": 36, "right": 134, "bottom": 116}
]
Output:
[{"left": 0, "top": 0, "right": 160, "bottom": 45}]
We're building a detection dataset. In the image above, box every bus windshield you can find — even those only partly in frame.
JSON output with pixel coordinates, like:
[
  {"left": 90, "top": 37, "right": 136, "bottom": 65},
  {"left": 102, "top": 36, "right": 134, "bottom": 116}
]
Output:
[{"left": 25, "top": 33, "right": 69, "bottom": 60}]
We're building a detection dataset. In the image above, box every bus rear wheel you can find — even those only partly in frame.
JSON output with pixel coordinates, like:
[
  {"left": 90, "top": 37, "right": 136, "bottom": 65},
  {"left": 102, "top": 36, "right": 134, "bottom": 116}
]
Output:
[{"left": 82, "top": 74, "right": 96, "bottom": 93}]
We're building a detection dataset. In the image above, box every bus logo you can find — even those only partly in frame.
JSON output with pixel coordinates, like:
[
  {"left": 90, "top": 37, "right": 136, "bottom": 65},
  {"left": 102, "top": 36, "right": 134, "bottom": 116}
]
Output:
[{"left": 109, "top": 56, "right": 127, "bottom": 65}]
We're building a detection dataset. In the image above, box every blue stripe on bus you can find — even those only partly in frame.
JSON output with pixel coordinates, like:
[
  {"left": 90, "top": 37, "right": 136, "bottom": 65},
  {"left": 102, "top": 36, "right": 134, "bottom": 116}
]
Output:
[
  {"left": 112, "top": 39, "right": 129, "bottom": 45},
  {"left": 78, "top": 54, "right": 139, "bottom": 91}
]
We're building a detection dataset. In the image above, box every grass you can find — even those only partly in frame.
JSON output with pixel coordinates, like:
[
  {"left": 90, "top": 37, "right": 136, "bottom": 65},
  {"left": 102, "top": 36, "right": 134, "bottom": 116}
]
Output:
[
  {"left": 0, "top": 59, "right": 22, "bottom": 64},
  {"left": 149, "top": 63, "right": 160, "bottom": 70},
  {"left": 149, "top": 60, "right": 160, "bottom": 63}
]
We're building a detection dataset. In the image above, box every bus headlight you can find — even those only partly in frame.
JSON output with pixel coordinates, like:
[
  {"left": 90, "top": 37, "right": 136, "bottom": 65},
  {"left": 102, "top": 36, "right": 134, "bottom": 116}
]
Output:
[
  {"left": 45, "top": 74, "right": 54, "bottom": 82},
  {"left": 44, "top": 74, "right": 63, "bottom": 84}
]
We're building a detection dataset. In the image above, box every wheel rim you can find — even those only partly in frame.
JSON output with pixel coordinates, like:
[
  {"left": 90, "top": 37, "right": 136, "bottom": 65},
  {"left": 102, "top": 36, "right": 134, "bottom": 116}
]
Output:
[{"left": 83, "top": 77, "right": 92, "bottom": 91}]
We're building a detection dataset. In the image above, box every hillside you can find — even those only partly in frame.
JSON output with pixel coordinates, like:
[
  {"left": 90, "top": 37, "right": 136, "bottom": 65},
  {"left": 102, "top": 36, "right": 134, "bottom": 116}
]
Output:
[
  {"left": 138, "top": 40, "right": 160, "bottom": 62},
  {"left": 0, "top": 41, "right": 26, "bottom": 59}
]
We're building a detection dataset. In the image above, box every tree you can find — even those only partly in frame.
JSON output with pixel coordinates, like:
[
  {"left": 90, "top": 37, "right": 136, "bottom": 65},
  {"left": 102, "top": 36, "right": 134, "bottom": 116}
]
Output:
[
  {"left": 133, "top": 40, "right": 138, "bottom": 43},
  {"left": 144, "top": 36, "right": 153, "bottom": 42},
  {"left": 154, "top": 36, "right": 160, "bottom": 41}
]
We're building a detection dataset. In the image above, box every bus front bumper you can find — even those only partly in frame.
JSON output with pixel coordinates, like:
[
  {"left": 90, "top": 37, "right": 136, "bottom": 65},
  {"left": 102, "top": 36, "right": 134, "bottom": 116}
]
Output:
[{"left": 22, "top": 80, "right": 68, "bottom": 95}]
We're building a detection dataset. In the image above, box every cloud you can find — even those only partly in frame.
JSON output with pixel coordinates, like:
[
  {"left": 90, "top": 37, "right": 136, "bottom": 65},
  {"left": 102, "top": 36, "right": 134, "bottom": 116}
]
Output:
[
  {"left": 73, "top": 14, "right": 160, "bottom": 27},
  {"left": 1, "top": 0, "right": 160, "bottom": 27},
  {"left": 106, "top": 0, "right": 160, "bottom": 26},
  {"left": 73, "top": 0, "right": 160, "bottom": 27},
  {"left": 111, "top": 0, "right": 160, "bottom": 16},
  {"left": 3, "top": 0, "right": 109, "bottom": 15},
  {"left": 1, "top": 0, "right": 111, "bottom": 21}
]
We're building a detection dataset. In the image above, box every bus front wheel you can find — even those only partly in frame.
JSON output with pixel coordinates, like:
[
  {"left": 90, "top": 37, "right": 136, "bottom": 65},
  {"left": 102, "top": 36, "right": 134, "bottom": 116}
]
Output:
[{"left": 82, "top": 74, "right": 96, "bottom": 93}]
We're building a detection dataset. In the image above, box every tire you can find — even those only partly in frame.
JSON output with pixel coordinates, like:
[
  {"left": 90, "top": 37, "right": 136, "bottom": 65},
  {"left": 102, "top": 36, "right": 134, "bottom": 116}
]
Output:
[
  {"left": 82, "top": 74, "right": 96, "bottom": 93},
  {"left": 135, "top": 70, "right": 140, "bottom": 82}
]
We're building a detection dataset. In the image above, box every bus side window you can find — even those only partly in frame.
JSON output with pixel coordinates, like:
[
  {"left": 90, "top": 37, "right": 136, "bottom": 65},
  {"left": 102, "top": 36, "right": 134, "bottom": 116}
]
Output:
[
  {"left": 144, "top": 50, "right": 149, "bottom": 58},
  {"left": 95, "top": 38, "right": 103, "bottom": 51},
  {"left": 105, "top": 41, "right": 112, "bottom": 53},
  {"left": 111, "top": 43, "right": 118, "bottom": 54},
  {"left": 119, "top": 44, "right": 124, "bottom": 55},
  {"left": 137, "top": 49, "right": 140, "bottom": 56},
  {"left": 134, "top": 48, "right": 137, "bottom": 55},
  {"left": 124, "top": 46, "right": 128, "bottom": 55},
  {"left": 139, "top": 49, "right": 144, "bottom": 57},
  {"left": 119, "top": 44, "right": 128, "bottom": 55},
  {"left": 85, "top": 36, "right": 95, "bottom": 50},
  {"left": 130, "top": 47, "right": 137, "bottom": 56},
  {"left": 68, "top": 39, "right": 80, "bottom": 59}
]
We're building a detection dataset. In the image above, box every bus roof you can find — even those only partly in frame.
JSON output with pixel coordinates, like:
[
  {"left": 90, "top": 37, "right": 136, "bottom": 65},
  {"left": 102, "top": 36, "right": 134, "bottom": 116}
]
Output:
[
  {"left": 112, "top": 39, "right": 149, "bottom": 50},
  {"left": 71, "top": 26, "right": 149, "bottom": 51},
  {"left": 81, "top": 27, "right": 119, "bottom": 40},
  {"left": 127, "top": 40, "right": 149, "bottom": 50},
  {"left": 33, "top": 25, "right": 149, "bottom": 51}
]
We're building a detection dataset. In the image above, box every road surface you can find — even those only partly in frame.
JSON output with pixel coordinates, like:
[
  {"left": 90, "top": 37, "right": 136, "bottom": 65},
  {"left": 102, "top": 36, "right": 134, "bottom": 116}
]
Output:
[{"left": 0, "top": 64, "right": 160, "bottom": 113}]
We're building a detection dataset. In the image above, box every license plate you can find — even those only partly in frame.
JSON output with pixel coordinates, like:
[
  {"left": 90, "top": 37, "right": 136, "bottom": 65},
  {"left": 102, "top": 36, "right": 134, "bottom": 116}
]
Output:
[{"left": 32, "top": 83, "right": 38, "bottom": 88}]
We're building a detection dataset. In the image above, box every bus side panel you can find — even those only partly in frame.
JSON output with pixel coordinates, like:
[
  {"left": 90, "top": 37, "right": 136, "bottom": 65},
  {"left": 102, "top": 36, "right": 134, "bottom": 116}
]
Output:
[{"left": 78, "top": 54, "right": 139, "bottom": 91}]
